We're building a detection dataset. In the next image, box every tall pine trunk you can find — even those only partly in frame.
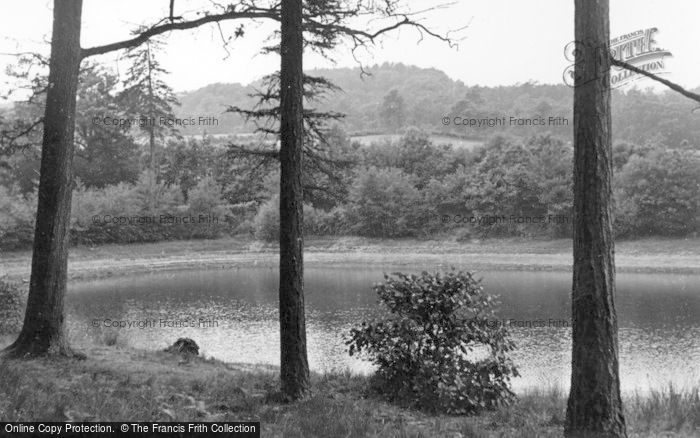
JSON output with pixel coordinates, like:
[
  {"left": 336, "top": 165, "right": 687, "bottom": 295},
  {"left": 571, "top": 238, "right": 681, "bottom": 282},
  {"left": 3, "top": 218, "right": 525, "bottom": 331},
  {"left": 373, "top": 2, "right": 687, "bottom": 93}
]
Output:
[
  {"left": 565, "top": 0, "right": 627, "bottom": 436},
  {"left": 278, "top": 0, "right": 309, "bottom": 399},
  {"left": 3, "top": 0, "right": 84, "bottom": 358}
]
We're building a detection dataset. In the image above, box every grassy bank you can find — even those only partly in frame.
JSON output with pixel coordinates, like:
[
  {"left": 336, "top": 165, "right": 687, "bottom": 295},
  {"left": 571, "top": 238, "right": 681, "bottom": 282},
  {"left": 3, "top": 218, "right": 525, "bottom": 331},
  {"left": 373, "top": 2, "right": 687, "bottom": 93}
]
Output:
[
  {"left": 0, "top": 344, "right": 697, "bottom": 437},
  {"left": 1, "top": 236, "right": 699, "bottom": 282}
]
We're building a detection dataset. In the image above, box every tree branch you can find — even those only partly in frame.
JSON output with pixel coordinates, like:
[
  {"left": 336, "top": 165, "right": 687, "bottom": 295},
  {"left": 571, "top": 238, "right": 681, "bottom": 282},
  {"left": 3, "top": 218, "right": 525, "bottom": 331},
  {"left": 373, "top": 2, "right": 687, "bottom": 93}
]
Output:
[
  {"left": 81, "top": 8, "right": 277, "bottom": 59},
  {"left": 305, "top": 15, "right": 459, "bottom": 50},
  {"left": 0, "top": 117, "right": 43, "bottom": 157},
  {"left": 611, "top": 57, "right": 700, "bottom": 105}
]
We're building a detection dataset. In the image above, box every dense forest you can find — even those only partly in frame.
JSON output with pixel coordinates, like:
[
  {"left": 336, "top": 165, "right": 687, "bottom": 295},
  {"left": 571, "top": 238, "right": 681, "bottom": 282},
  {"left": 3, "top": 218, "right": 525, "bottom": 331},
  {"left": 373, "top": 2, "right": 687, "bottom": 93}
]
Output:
[{"left": 1, "top": 63, "right": 699, "bottom": 250}]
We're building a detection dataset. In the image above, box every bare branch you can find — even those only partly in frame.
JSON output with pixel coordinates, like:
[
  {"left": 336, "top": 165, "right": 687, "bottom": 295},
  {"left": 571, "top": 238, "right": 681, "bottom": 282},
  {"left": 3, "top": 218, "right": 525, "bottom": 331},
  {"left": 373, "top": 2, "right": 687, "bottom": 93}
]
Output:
[
  {"left": 81, "top": 8, "right": 277, "bottom": 59},
  {"left": 169, "top": 0, "right": 181, "bottom": 22},
  {"left": 611, "top": 57, "right": 700, "bottom": 106},
  {"left": 216, "top": 21, "right": 232, "bottom": 59},
  {"left": 0, "top": 117, "right": 43, "bottom": 157}
]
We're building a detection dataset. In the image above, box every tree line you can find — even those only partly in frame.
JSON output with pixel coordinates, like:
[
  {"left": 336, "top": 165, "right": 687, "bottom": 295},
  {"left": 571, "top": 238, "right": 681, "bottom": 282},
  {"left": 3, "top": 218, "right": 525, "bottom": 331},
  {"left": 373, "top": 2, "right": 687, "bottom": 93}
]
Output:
[
  {"left": 3, "top": 126, "right": 698, "bottom": 249},
  {"left": 171, "top": 62, "right": 700, "bottom": 149}
]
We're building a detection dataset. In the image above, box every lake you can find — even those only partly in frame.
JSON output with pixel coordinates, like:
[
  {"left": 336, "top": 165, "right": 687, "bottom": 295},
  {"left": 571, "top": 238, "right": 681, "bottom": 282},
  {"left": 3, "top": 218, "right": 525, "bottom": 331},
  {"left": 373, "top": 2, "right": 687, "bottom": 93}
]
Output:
[{"left": 66, "top": 267, "right": 700, "bottom": 393}]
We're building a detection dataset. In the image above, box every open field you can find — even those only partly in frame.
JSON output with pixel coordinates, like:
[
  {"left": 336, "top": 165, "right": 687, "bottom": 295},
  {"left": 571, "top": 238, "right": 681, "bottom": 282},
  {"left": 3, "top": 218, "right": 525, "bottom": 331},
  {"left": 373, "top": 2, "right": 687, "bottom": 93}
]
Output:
[
  {"left": 350, "top": 134, "right": 484, "bottom": 150},
  {"left": 1, "top": 236, "right": 699, "bottom": 283}
]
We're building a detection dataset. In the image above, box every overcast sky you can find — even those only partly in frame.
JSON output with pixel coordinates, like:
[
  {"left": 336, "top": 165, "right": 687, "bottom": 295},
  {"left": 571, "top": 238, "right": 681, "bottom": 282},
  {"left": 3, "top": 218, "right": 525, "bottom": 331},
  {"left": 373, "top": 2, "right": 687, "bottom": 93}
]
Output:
[{"left": 1, "top": 0, "right": 699, "bottom": 96}]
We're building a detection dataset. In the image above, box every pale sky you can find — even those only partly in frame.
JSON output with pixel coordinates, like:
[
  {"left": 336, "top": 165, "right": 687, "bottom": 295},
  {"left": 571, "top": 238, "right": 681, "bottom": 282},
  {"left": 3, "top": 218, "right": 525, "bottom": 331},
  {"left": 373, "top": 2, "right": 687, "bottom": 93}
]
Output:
[{"left": 1, "top": 0, "right": 699, "bottom": 96}]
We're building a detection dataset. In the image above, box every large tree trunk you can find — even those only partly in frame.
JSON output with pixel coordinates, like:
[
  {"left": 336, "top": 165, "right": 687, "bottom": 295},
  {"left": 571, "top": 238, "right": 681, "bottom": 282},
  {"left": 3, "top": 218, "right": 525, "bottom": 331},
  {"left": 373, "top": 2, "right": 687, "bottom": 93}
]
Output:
[
  {"left": 3, "top": 0, "right": 84, "bottom": 359},
  {"left": 565, "top": 0, "right": 627, "bottom": 436},
  {"left": 278, "top": 0, "right": 309, "bottom": 399}
]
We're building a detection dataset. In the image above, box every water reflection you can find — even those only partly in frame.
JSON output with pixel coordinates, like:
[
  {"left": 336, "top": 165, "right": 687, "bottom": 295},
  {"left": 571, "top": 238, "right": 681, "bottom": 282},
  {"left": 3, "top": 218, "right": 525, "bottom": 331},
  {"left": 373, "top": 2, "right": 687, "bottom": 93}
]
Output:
[{"left": 67, "top": 267, "right": 700, "bottom": 393}]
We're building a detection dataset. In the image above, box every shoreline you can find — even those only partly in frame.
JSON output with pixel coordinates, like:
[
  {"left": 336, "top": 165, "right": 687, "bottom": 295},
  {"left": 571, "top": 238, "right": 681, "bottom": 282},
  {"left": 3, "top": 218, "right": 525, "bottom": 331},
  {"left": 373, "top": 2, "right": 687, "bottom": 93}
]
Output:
[
  {"left": 0, "top": 344, "right": 697, "bottom": 437},
  {"left": 1, "top": 236, "right": 699, "bottom": 283}
]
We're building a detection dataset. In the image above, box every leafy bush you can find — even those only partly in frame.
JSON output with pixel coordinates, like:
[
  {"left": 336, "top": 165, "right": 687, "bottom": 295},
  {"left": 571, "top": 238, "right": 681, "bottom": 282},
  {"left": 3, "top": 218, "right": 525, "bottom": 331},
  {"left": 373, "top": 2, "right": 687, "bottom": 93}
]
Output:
[
  {"left": 0, "top": 185, "right": 36, "bottom": 250},
  {"left": 0, "top": 280, "right": 24, "bottom": 335},
  {"left": 1, "top": 171, "right": 241, "bottom": 250},
  {"left": 254, "top": 198, "right": 350, "bottom": 241},
  {"left": 459, "top": 135, "right": 572, "bottom": 238},
  {"left": 186, "top": 176, "right": 225, "bottom": 213},
  {"left": 253, "top": 196, "right": 279, "bottom": 242},
  {"left": 70, "top": 174, "right": 184, "bottom": 245},
  {"left": 71, "top": 171, "right": 235, "bottom": 244},
  {"left": 130, "top": 170, "right": 184, "bottom": 214},
  {"left": 304, "top": 205, "right": 349, "bottom": 236},
  {"left": 347, "top": 269, "right": 519, "bottom": 414},
  {"left": 346, "top": 166, "right": 423, "bottom": 238},
  {"left": 615, "top": 149, "right": 700, "bottom": 237},
  {"left": 184, "top": 175, "right": 232, "bottom": 239}
]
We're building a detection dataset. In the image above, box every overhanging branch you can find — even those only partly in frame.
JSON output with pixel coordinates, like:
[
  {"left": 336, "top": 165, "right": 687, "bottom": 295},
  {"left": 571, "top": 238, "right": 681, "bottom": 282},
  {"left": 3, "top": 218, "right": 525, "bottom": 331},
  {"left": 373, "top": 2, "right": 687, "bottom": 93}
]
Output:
[
  {"left": 305, "top": 15, "right": 459, "bottom": 50},
  {"left": 612, "top": 57, "right": 700, "bottom": 106},
  {"left": 81, "top": 8, "right": 277, "bottom": 59}
]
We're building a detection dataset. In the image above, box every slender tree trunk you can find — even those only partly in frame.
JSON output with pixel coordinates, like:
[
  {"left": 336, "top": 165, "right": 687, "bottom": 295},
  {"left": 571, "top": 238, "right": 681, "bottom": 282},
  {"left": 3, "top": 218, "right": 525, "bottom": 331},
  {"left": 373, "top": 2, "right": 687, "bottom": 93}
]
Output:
[
  {"left": 3, "top": 0, "right": 84, "bottom": 358},
  {"left": 565, "top": 1, "right": 626, "bottom": 436},
  {"left": 278, "top": 0, "right": 309, "bottom": 400},
  {"left": 146, "top": 42, "right": 157, "bottom": 212}
]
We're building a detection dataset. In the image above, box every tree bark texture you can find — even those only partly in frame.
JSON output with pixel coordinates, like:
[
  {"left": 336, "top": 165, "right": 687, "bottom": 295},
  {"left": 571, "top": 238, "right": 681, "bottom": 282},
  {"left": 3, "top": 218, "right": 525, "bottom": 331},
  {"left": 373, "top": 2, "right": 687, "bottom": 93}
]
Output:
[
  {"left": 565, "top": 0, "right": 627, "bottom": 436},
  {"left": 278, "top": 0, "right": 309, "bottom": 399},
  {"left": 4, "top": 0, "right": 84, "bottom": 358}
]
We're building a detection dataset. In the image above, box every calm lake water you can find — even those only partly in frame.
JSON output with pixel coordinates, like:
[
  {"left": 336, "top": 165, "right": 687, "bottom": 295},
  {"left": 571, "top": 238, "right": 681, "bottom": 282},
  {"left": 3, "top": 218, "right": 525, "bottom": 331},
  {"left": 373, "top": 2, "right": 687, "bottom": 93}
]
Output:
[{"left": 66, "top": 267, "right": 700, "bottom": 393}]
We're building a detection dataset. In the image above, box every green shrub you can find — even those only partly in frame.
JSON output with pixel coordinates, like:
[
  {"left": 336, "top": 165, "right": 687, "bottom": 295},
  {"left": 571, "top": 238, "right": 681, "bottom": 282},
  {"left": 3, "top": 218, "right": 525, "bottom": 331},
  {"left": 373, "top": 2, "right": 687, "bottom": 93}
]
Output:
[
  {"left": 253, "top": 197, "right": 348, "bottom": 241},
  {"left": 0, "top": 186, "right": 36, "bottom": 250},
  {"left": 346, "top": 166, "right": 423, "bottom": 238},
  {"left": 253, "top": 196, "right": 279, "bottom": 242},
  {"left": 70, "top": 172, "right": 234, "bottom": 245},
  {"left": 70, "top": 178, "right": 173, "bottom": 245},
  {"left": 347, "top": 269, "right": 518, "bottom": 414},
  {"left": 461, "top": 135, "right": 572, "bottom": 238},
  {"left": 184, "top": 176, "right": 232, "bottom": 239},
  {"left": 0, "top": 280, "right": 24, "bottom": 335},
  {"left": 615, "top": 149, "right": 700, "bottom": 237},
  {"left": 304, "top": 205, "right": 349, "bottom": 236}
]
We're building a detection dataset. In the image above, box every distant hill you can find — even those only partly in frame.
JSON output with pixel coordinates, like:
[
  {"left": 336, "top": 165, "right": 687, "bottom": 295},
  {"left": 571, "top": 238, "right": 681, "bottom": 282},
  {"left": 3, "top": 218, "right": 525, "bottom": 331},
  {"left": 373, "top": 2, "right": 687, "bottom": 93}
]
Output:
[
  {"left": 175, "top": 63, "right": 488, "bottom": 136},
  {"left": 175, "top": 63, "right": 700, "bottom": 148},
  {"left": 176, "top": 82, "right": 254, "bottom": 136}
]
